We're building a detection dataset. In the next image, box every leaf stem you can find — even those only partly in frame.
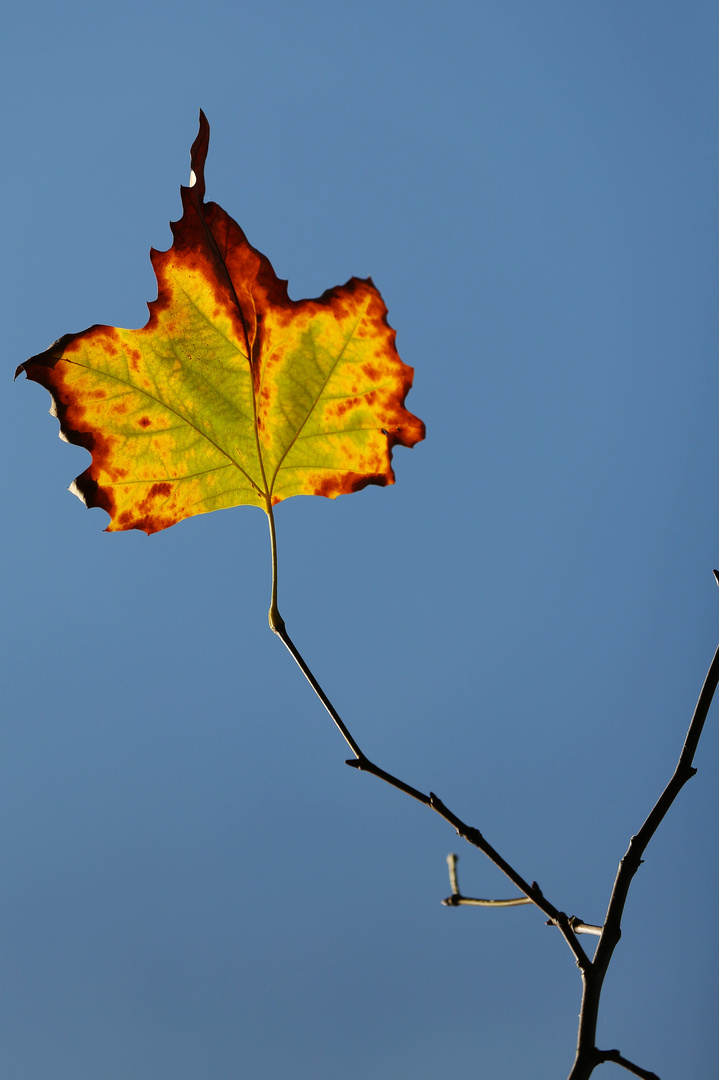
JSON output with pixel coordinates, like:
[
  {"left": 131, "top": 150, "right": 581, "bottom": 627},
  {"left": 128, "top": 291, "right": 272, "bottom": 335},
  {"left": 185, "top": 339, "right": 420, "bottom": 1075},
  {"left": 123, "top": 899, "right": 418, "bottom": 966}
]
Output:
[{"left": 265, "top": 499, "right": 284, "bottom": 635}]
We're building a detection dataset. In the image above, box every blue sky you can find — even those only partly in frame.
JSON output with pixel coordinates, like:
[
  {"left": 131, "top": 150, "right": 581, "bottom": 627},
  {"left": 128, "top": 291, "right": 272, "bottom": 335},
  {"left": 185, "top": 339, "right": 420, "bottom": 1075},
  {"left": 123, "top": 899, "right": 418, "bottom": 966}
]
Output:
[{"left": 2, "top": 2, "right": 718, "bottom": 1077}]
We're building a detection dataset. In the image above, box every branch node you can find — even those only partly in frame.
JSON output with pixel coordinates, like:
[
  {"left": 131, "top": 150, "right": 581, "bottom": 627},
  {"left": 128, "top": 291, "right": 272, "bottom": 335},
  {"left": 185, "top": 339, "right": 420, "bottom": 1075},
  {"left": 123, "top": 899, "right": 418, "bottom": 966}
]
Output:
[
  {"left": 345, "top": 755, "right": 370, "bottom": 771},
  {"left": 268, "top": 607, "right": 286, "bottom": 635},
  {"left": 597, "top": 1047, "right": 661, "bottom": 1079}
]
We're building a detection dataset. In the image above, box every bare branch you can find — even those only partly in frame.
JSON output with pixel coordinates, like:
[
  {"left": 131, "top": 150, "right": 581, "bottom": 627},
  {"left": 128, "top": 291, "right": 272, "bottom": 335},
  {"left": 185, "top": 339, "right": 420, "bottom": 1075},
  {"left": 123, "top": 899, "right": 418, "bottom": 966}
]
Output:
[
  {"left": 272, "top": 619, "right": 590, "bottom": 969},
  {"left": 567, "top": 638, "right": 719, "bottom": 1079},
  {"left": 597, "top": 640, "right": 719, "bottom": 989}
]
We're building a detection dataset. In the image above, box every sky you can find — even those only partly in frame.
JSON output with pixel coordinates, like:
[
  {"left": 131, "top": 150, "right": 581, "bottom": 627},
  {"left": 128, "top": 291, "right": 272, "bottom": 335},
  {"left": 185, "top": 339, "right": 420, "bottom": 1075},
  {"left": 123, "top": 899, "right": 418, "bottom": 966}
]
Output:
[{"left": 2, "top": 2, "right": 718, "bottom": 1078}]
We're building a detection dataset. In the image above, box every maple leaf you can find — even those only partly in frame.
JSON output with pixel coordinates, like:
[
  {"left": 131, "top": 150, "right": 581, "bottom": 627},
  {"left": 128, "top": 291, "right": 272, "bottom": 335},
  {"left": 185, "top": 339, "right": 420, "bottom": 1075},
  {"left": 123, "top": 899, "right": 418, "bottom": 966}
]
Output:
[{"left": 16, "top": 111, "right": 424, "bottom": 536}]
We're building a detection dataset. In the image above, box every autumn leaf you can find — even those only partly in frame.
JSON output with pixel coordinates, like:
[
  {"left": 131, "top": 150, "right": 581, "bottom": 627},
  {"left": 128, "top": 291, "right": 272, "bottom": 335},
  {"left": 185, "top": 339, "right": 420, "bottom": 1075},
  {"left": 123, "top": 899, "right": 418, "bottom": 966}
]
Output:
[{"left": 16, "top": 111, "right": 425, "bottom": 535}]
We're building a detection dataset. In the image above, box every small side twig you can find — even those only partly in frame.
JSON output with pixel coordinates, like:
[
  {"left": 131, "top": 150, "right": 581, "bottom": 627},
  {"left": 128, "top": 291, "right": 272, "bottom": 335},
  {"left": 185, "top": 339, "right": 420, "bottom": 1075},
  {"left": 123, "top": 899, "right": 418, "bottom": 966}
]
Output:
[
  {"left": 596, "top": 1049, "right": 661, "bottom": 1080},
  {"left": 441, "top": 853, "right": 533, "bottom": 907},
  {"left": 567, "top": 917, "right": 603, "bottom": 938}
]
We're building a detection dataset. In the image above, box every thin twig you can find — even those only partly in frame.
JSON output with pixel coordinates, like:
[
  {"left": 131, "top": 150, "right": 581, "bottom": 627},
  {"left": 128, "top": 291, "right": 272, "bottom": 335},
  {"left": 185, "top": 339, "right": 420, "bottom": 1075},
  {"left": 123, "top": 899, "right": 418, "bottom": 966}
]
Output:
[
  {"left": 427, "top": 789, "right": 592, "bottom": 970},
  {"left": 568, "top": 918, "right": 603, "bottom": 938},
  {"left": 447, "top": 852, "right": 459, "bottom": 894},
  {"left": 270, "top": 611, "right": 590, "bottom": 970},
  {"left": 443, "top": 895, "right": 533, "bottom": 907},
  {"left": 441, "top": 852, "right": 533, "bottom": 907},
  {"left": 276, "top": 621, "right": 365, "bottom": 761}
]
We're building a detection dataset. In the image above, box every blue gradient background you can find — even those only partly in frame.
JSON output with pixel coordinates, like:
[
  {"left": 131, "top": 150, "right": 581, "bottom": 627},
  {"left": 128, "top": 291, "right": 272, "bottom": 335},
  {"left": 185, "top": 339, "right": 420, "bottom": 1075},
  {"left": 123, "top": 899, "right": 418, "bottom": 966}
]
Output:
[{"left": 2, "top": 2, "right": 718, "bottom": 1077}]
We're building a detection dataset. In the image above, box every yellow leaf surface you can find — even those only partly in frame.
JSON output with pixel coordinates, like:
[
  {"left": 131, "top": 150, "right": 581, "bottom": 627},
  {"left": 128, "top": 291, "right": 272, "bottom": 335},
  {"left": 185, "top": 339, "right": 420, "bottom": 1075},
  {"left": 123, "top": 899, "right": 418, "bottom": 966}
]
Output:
[{"left": 18, "top": 112, "right": 425, "bottom": 534}]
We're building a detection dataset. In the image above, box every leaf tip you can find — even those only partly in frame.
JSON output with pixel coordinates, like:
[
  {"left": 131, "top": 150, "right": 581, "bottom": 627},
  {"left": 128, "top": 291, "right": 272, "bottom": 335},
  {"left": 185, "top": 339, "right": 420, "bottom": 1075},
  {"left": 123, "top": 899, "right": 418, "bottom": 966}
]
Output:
[{"left": 187, "top": 109, "right": 210, "bottom": 201}]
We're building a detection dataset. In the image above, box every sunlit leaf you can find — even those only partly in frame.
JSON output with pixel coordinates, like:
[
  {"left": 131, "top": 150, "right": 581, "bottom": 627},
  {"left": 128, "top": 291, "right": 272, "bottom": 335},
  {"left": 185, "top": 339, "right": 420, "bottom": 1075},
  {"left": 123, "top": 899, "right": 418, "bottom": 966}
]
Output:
[{"left": 17, "top": 112, "right": 424, "bottom": 535}]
